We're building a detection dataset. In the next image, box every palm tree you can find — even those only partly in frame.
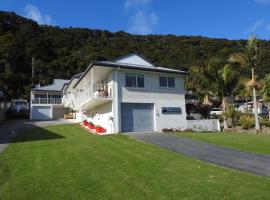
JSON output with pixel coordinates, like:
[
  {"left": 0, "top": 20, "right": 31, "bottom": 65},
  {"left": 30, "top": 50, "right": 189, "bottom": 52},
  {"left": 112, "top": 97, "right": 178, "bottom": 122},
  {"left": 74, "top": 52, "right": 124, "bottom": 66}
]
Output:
[
  {"left": 261, "top": 74, "right": 270, "bottom": 121},
  {"left": 186, "top": 60, "right": 238, "bottom": 129},
  {"left": 230, "top": 35, "right": 261, "bottom": 131},
  {"left": 212, "top": 64, "right": 238, "bottom": 129}
]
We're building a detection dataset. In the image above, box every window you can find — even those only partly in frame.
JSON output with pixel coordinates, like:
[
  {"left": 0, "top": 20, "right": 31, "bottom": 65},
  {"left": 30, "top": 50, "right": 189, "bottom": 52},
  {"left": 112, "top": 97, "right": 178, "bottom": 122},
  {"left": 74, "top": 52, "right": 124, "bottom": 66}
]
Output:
[
  {"left": 159, "top": 77, "right": 167, "bottom": 87},
  {"left": 159, "top": 76, "right": 175, "bottom": 88},
  {"left": 126, "top": 73, "right": 144, "bottom": 88},
  {"left": 162, "top": 107, "right": 182, "bottom": 114}
]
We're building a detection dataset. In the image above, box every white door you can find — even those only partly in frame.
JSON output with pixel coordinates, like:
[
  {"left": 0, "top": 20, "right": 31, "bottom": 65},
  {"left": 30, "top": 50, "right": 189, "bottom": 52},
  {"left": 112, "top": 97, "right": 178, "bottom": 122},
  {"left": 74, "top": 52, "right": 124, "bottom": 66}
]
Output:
[{"left": 32, "top": 106, "right": 51, "bottom": 120}]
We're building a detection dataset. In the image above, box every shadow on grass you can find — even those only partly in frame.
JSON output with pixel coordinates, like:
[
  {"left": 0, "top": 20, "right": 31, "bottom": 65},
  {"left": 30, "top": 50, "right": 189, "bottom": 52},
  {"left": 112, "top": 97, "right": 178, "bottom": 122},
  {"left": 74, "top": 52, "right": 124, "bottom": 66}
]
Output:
[
  {"left": 12, "top": 126, "right": 65, "bottom": 143},
  {"left": 0, "top": 120, "right": 65, "bottom": 144}
]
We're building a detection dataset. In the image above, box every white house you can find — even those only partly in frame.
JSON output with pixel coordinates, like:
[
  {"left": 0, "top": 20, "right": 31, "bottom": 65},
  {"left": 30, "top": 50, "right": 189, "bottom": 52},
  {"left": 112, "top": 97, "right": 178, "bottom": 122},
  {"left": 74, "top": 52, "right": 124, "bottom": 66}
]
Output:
[
  {"left": 30, "top": 79, "right": 70, "bottom": 120},
  {"left": 62, "top": 53, "right": 187, "bottom": 134}
]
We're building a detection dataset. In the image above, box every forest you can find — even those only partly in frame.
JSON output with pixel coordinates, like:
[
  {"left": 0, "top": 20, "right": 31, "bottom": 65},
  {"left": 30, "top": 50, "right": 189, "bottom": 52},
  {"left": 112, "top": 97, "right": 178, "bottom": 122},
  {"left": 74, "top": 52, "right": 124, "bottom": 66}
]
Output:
[{"left": 1, "top": 11, "right": 270, "bottom": 99}]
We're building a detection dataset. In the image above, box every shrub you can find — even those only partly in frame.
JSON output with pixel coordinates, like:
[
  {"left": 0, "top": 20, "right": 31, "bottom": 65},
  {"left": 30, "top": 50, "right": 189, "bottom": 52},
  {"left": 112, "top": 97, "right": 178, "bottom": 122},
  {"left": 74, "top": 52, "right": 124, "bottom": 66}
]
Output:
[
  {"left": 222, "top": 105, "right": 240, "bottom": 128},
  {"left": 239, "top": 114, "right": 255, "bottom": 129}
]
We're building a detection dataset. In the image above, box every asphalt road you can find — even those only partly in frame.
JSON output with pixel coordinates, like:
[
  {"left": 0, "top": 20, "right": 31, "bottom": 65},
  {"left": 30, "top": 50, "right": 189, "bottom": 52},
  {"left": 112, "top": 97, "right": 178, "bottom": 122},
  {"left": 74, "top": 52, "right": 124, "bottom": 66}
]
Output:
[{"left": 130, "top": 132, "right": 270, "bottom": 177}]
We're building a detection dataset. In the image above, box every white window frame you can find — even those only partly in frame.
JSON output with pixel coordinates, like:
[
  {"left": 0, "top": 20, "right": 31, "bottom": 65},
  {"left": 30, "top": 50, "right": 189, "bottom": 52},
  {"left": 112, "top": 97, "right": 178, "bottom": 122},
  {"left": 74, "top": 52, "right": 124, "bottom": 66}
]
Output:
[
  {"left": 159, "top": 76, "right": 175, "bottom": 88},
  {"left": 125, "top": 73, "right": 145, "bottom": 89}
]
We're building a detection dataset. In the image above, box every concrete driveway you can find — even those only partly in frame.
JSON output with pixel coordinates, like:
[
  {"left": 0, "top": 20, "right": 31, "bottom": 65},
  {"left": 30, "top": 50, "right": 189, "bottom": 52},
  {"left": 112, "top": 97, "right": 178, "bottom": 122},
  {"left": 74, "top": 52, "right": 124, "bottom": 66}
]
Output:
[
  {"left": 130, "top": 132, "right": 270, "bottom": 177},
  {"left": 0, "top": 119, "right": 76, "bottom": 154}
]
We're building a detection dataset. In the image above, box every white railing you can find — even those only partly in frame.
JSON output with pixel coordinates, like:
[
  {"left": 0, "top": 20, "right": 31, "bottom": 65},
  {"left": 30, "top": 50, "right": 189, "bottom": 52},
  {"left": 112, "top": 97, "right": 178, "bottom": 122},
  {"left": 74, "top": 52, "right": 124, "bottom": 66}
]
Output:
[
  {"left": 74, "top": 84, "right": 113, "bottom": 108},
  {"left": 93, "top": 84, "right": 113, "bottom": 98},
  {"left": 32, "top": 98, "right": 62, "bottom": 104},
  {"left": 187, "top": 119, "right": 221, "bottom": 132}
]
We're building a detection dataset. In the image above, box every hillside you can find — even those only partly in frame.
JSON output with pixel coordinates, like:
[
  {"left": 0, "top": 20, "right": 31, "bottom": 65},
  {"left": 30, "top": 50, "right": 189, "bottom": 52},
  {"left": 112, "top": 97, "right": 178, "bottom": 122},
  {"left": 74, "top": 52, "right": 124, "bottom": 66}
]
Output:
[{"left": 1, "top": 11, "right": 270, "bottom": 99}]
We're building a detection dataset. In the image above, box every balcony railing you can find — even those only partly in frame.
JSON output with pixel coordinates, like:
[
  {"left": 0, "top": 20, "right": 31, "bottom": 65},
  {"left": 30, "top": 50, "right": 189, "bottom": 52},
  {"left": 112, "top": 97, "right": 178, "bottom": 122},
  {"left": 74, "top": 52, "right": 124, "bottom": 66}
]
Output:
[
  {"left": 32, "top": 98, "right": 62, "bottom": 104},
  {"left": 93, "top": 84, "right": 112, "bottom": 98},
  {"left": 74, "top": 84, "right": 112, "bottom": 108}
]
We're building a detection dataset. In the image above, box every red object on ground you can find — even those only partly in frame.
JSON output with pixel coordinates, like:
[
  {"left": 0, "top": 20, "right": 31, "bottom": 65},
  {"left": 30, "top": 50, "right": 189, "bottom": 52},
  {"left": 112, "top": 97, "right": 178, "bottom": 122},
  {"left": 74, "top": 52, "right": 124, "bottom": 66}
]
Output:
[
  {"left": 96, "top": 126, "right": 106, "bottom": 133},
  {"left": 83, "top": 121, "right": 89, "bottom": 126},
  {"left": 88, "top": 124, "right": 95, "bottom": 129}
]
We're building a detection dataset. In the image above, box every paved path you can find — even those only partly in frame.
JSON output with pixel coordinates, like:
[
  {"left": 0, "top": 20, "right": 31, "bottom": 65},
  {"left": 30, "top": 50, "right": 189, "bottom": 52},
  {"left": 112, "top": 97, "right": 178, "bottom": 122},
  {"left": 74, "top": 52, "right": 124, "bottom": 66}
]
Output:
[
  {"left": 0, "top": 119, "right": 76, "bottom": 154},
  {"left": 130, "top": 132, "right": 270, "bottom": 177}
]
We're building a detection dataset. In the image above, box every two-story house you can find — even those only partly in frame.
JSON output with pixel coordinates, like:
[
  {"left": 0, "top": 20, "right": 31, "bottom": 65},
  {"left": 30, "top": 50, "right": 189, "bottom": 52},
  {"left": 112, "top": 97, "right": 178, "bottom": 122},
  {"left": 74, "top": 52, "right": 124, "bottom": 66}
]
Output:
[
  {"left": 30, "top": 79, "right": 69, "bottom": 120},
  {"left": 63, "top": 53, "right": 187, "bottom": 134}
]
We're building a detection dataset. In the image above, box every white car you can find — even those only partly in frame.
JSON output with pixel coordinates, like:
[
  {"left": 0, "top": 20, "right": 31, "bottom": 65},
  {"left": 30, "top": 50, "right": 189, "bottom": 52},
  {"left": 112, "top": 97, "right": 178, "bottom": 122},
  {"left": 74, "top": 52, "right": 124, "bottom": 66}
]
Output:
[{"left": 210, "top": 108, "right": 223, "bottom": 116}]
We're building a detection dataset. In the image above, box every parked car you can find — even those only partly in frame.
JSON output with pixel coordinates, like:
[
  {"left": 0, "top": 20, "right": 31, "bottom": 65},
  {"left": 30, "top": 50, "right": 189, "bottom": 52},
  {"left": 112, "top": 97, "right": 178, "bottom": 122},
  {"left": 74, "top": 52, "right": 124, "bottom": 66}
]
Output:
[
  {"left": 9, "top": 99, "right": 29, "bottom": 118},
  {"left": 210, "top": 108, "right": 222, "bottom": 117}
]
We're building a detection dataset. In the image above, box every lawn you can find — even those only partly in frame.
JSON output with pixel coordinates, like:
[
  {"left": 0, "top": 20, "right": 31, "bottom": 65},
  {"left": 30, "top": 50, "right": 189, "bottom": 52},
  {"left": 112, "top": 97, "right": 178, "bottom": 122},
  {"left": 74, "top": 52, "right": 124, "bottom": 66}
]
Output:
[
  {"left": 172, "top": 131, "right": 270, "bottom": 154},
  {"left": 0, "top": 124, "right": 270, "bottom": 199}
]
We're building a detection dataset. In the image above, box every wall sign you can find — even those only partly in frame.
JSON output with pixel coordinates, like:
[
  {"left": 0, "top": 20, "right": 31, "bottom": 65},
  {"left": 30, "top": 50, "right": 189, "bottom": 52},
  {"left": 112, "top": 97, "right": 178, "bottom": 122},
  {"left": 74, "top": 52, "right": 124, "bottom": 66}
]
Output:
[{"left": 162, "top": 107, "right": 182, "bottom": 114}]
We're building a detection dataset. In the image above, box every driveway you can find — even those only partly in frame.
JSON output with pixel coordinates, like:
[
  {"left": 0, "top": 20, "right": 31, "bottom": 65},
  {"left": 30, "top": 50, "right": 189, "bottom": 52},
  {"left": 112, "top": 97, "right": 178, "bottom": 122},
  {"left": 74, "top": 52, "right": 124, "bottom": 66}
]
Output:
[
  {"left": 130, "top": 132, "right": 270, "bottom": 177},
  {"left": 0, "top": 119, "right": 76, "bottom": 154}
]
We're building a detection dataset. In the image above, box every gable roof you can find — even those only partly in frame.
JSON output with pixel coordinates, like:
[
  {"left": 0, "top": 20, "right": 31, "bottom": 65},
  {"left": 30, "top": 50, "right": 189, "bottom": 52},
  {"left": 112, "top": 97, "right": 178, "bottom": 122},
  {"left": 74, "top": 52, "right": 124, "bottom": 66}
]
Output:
[
  {"left": 73, "top": 53, "right": 187, "bottom": 88},
  {"left": 113, "top": 53, "right": 155, "bottom": 67},
  {"left": 63, "top": 72, "right": 83, "bottom": 92},
  {"left": 32, "top": 79, "right": 70, "bottom": 92}
]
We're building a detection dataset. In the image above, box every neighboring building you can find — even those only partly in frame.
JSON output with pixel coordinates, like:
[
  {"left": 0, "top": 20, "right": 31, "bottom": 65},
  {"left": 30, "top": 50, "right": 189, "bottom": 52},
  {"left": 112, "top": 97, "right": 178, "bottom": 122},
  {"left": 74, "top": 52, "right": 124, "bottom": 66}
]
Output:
[
  {"left": 63, "top": 53, "right": 187, "bottom": 134},
  {"left": 30, "top": 79, "right": 69, "bottom": 120}
]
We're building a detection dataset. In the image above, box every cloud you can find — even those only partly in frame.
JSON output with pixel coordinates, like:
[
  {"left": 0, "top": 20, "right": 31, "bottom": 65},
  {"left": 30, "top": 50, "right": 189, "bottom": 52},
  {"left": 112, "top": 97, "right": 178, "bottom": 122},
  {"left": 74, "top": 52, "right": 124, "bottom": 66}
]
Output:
[
  {"left": 244, "top": 19, "right": 264, "bottom": 35},
  {"left": 24, "top": 4, "right": 53, "bottom": 25},
  {"left": 254, "top": 0, "right": 270, "bottom": 4},
  {"left": 125, "top": 0, "right": 158, "bottom": 35},
  {"left": 128, "top": 11, "right": 158, "bottom": 34}
]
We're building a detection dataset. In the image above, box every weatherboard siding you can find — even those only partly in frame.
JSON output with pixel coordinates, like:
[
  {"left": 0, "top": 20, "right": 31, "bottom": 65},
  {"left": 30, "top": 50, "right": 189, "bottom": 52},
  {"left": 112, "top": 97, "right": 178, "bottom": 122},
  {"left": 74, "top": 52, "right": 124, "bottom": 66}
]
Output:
[{"left": 117, "top": 69, "right": 187, "bottom": 131}]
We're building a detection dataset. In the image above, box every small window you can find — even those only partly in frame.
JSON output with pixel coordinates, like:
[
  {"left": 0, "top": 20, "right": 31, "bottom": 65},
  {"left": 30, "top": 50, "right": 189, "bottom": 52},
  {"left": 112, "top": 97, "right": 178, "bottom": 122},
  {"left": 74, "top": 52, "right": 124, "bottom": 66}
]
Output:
[
  {"left": 126, "top": 73, "right": 136, "bottom": 87},
  {"left": 137, "top": 74, "right": 145, "bottom": 88},
  {"left": 168, "top": 77, "right": 175, "bottom": 88},
  {"left": 159, "top": 77, "right": 167, "bottom": 87},
  {"left": 159, "top": 76, "right": 175, "bottom": 88},
  {"left": 125, "top": 73, "right": 144, "bottom": 88}
]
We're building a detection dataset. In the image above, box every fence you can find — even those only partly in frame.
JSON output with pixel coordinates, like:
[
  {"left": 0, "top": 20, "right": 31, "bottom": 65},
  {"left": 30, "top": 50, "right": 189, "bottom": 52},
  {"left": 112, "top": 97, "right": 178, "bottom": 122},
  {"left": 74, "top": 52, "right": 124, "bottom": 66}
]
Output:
[
  {"left": 187, "top": 119, "right": 221, "bottom": 132},
  {"left": 0, "top": 102, "right": 10, "bottom": 122}
]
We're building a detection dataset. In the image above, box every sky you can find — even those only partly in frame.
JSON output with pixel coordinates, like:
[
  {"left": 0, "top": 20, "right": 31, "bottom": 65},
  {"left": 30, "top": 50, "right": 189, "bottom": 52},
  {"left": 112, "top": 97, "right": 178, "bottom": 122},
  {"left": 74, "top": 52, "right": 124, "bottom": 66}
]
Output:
[{"left": 2, "top": 0, "right": 270, "bottom": 40}]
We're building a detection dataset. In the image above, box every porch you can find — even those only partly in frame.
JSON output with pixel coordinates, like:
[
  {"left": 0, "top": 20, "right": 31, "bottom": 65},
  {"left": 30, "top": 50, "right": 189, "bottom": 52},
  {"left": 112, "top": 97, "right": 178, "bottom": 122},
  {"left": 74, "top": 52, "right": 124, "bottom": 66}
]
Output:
[{"left": 73, "top": 66, "right": 114, "bottom": 111}]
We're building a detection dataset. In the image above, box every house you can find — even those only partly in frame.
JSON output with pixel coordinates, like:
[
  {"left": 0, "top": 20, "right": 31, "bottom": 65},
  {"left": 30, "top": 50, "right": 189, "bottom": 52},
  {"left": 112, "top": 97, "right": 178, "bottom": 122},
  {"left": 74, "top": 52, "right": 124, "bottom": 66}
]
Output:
[
  {"left": 30, "top": 79, "right": 70, "bottom": 120},
  {"left": 63, "top": 53, "right": 187, "bottom": 134}
]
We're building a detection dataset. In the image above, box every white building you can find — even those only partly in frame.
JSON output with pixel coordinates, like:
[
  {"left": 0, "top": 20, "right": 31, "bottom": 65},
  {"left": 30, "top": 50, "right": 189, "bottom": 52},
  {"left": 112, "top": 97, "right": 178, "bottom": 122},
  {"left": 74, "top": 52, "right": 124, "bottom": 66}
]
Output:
[
  {"left": 62, "top": 53, "right": 187, "bottom": 134},
  {"left": 30, "top": 79, "right": 70, "bottom": 120}
]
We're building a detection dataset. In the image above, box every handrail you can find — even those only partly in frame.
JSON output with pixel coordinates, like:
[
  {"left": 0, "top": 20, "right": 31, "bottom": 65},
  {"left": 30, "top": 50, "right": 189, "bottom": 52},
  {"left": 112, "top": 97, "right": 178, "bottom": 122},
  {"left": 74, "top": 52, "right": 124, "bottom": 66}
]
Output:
[
  {"left": 32, "top": 98, "right": 62, "bottom": 104},
  {"left": 73, "top": 84, "right": 113, "bottom": 108}
]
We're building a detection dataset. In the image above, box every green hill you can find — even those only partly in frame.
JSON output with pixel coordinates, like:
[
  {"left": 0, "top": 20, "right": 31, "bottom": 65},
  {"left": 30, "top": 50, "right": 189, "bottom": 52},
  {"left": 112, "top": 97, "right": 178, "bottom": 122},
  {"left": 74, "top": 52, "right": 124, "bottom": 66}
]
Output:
[{"left": 1, "top": 11, "right": 270, "bottom": 99}]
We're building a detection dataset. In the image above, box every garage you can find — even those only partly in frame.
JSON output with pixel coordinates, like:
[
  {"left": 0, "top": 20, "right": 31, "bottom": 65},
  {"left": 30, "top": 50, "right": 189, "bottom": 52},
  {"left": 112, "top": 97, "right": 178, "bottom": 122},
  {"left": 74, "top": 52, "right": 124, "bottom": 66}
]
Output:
[
  {"left": 121, "top": 103, "right": 154, "bottom": 132},
  {"left": 31, "top": 106, "right": 52, "bottom": 120}
]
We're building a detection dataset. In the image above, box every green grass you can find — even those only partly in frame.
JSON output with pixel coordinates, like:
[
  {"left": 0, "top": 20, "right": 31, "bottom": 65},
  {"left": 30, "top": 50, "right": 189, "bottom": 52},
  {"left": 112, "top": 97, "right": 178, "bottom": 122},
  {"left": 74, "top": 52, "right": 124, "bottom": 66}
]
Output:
[
  {"left": 172, "top": 131, "right": 270, "bottom": 154},
  {"left": 0, "top": 124, "right": 270, "bottom": 199}
]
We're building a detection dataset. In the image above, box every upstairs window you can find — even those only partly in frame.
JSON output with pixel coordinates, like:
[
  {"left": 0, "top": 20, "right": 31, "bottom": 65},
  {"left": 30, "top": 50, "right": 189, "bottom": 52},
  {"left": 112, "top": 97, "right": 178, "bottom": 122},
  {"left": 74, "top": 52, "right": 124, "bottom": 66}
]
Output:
[
  {"left": 126, "top": 73, "right": 144, "bottom": 88},
  {"left": 159, "top": 76, "right": 175, "bottom": 88}
]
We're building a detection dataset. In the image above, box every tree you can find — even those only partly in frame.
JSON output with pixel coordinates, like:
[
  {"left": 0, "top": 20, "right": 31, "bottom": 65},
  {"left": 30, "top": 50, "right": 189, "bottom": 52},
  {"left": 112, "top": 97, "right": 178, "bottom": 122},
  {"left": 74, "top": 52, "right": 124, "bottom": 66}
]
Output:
[
  {"left": 230, "top": 35, "right": 261, "bottom": 131},
  {"left": 261, "top": 74, "right": 270, "bottom": 121},
  {"left": 212, "top": 64, "right": 238, "bottom": 129},
  {"left": 186, "top": 60, "right": 238, "bottom": 129}
]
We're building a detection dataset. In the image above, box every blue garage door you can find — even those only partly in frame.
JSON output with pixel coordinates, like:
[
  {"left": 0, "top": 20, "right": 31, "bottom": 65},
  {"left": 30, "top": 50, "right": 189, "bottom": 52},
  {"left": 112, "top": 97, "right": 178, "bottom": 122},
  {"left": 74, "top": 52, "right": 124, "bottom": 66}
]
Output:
[
  {"left": 121, "top": 103, "right": 154, "bottom": 132},
  {"left": 32, "top": 106, "right": 51, "bottom": 120}
]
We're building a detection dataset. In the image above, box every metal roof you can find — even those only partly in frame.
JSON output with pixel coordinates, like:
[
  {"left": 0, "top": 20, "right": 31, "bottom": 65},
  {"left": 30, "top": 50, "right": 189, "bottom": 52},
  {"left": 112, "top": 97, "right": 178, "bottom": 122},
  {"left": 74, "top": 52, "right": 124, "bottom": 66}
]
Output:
[
  {"left": 73, "top": 54, "right": 187, "bottom": 88},
  {"left": 63, "top": 73, "right": 83, "bottom": 92},
  {"left": 32, "top": 79, "right": 70, "bottom": 92}
]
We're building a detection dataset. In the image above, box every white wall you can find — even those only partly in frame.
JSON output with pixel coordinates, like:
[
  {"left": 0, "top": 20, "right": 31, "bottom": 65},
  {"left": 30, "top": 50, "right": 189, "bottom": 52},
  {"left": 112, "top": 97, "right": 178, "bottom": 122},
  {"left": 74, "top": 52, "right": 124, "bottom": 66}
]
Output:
[
  {"left": 117, "top": 69, "right": 187, "bottom": 131},
  {"left": 85, "top": 102, "right": 113, "bottom": 134}
]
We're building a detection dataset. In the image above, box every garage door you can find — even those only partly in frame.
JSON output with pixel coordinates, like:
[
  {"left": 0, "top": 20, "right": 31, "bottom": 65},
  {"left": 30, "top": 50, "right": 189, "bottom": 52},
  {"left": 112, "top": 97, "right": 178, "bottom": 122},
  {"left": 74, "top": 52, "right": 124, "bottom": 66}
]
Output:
[
  {"left": 32, "top": 106, "right": 51, "bottom": 120},
  {"left": 121, "top": 103, "right": 154, "bottom": 132}
]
